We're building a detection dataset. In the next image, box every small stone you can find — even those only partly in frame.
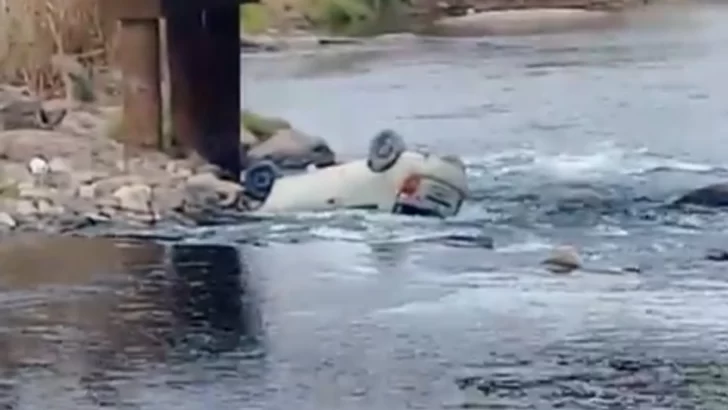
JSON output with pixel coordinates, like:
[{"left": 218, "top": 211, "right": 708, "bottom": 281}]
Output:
[
  {"left": 17, "top": 183, "right": 55, "bottom": 200},
  {"left": 36, "top": 199, "right": 64, "bottom": 215},
  {"left": 72, "top": 170, "right": 107, "bottom": 185},
  {"left": 76, "top": 184, "right": 96, "bottom": 199},
  {"left": 185, "top": 172, "right": 242, "bottom": 208},
  {"left": 165, "top": 161, "right": 193, "bottom": 179},
  {"left": 14, "top": 199, "right": 37, "bottom": 216},
  {"left": 91, "top": 175, "right": 144, "bottom": 199},
  {"left": 706, "top": 249, "right": 728, "bottom": 262},
  {"left": 0, "top": 212, "right": 16, "bottom": 228},
  {"left": 542, "top": 245, "right": 582, "bottom": 274},
  {"left": 112, "top": 184, "right": 154, "bottom": 215},
  {"left": 48, "top": 157, "right": 71, "bottom": 173}
]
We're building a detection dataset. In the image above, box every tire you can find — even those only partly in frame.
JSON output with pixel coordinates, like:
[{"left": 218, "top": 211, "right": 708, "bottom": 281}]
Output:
[
  {"left": 243, "top": 160, "right": 279, "bottom": 202},
  {"left": 366, "top": 129, "right": 406, "bottom": 173}
]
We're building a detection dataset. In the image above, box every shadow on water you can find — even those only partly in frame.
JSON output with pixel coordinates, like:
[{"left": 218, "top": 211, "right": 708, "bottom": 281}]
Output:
[{"left": 0, "top": 236, "right": 263, "bottom": 409}]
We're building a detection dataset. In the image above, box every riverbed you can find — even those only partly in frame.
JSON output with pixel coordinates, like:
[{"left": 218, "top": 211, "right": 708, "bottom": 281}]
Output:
[{"left": 2, "top": 2, "right": 728, "bottom": 409}]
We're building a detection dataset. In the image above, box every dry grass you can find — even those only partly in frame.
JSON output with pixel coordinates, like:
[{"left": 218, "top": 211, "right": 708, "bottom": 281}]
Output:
[{"left": 0, "top": 0, "right": 111, "bottom": 97}]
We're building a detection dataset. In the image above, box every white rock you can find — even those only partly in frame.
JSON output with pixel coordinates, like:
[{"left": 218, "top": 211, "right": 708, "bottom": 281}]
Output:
[
  {"left": 112, "top": 184, "right": 154, "bottom": 214},
  {"left": 28, "top": 156, "right": 49, "bottom": 176},
  {"left": 0, "top": 212, "right": 16, "bottom": 228},
  {"left": 76, "top": 184, "right": 96, "bottom": 199},
  {"left": 14, "top": 199, "right": 38, "bottom": 216},
  {"left": 185, "top": 172, "right": 243, "bottom": 208}
]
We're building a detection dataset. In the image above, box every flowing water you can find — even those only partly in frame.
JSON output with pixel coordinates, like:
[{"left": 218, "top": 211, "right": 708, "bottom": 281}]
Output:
[{"left": 3, "top": 2, "right": 728, "bottom": 409}]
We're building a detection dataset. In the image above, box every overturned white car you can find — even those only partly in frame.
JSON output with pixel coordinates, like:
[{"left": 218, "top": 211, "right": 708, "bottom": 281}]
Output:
[{"left": 240, "top": 130, "right": 469, "bottom": 218}]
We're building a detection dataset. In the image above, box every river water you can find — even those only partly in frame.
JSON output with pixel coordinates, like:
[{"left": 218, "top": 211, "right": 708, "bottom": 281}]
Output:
[{"left": 3, "top": 2, "right": 728, "bottom": 409}]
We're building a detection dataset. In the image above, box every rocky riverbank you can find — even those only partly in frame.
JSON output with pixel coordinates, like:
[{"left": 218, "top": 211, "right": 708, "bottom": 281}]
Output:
[
  {"left": 0, "top": 84, "right": 336, "bottom": 237},
  {"left": 239, "top": 0, "right": 681, "bottom": 52}
]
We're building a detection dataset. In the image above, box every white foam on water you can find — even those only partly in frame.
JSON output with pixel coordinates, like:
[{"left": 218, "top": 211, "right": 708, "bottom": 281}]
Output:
[
  {"left": 496, "top": 237, "right": 554, "bottom": 253},
  {"left": 463, "top": 143, "right": 724, "bottom": 182}
]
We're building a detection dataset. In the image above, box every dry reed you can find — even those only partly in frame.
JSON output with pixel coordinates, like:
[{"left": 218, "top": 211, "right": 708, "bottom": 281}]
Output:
[{"left": 0, "top": 0, "right": 112, "bottom": 97}]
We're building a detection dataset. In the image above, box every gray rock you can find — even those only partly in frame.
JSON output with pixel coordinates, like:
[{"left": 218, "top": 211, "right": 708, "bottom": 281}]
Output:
[
  {"left": 75, "top": 184, "right": 96, "bottom": 199},
  {"left": 706, "top": 248, "right": 728, "bottom": 262},
  {"left": 111, "top": 184, "right": 157, "bottom": 224},
  {"left": 185, "top": 172, "right": 243, "bottom": 208},
  {"left": 48, "top": 157, "right": 71, "bottom": 173},
  {"left": 0, "top": 85, "right": 67, "bottom": 131},
  {"left": 165, "top": 161, "right": 193, "bottom": 179},
  {"left": 0, "top": 212, "right": 17, "bottom": 229},
  {"left": 542, "top": 245, "right": 582, "bottom": 274},
  {"left": 240, "top": 35, "right": 282, "bottom": 52},
  {"left": 248, "top": 128, "right": 335, "bottom": 170},
  {"left": 36, "top": 198, "right": 64, "bottom": 216},
  {"left": 673, "top": 183, "right": 728, "bottom": 208},
  {"left": 91, "top": 175, "right": 145, "bottom": 199},
  {"left": 14, "top": 199, "right": 38, "bottom": 216},
  {"left": 17, "top": 182, "right": 57, "bottom": 200}
]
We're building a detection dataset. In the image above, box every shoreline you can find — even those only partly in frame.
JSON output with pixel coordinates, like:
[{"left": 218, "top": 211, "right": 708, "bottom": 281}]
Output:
[
  {"left": 239, "top": 1, "right": 688, "bottom": 53},
  {"left": 0, "top": 87, "right": 334, "bottom": 237}
]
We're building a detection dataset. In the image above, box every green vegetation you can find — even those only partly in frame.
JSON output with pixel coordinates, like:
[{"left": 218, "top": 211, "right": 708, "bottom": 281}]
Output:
[
  {"left": 307, "top": 0, "right": 377, "bottom": 33},
  {"left": 240, "top": 4, "right": 273, "bottom": 35},
  {"left": 240, "top": 0, "right": 412, "bottom": 36},
  {"left": 306, "top": 0, "right": 412, "bottom": 35},
  {"left": 241, "top": 110, "right": 290, "bottom": 141}
]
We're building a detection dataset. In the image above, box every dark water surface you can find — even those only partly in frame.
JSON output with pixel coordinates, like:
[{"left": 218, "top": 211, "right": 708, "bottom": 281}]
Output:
[{"left": 5, "top": 2, "right": 728, "bottom": 409}]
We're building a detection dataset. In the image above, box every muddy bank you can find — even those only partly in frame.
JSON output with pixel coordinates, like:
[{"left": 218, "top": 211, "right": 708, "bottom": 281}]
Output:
[{"left": 0, "top": 85, "right": 337, "bottom": 236}]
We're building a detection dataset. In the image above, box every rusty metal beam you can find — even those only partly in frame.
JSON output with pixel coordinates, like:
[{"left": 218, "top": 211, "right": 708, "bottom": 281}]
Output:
[
  {"left": 165, "top": 6, "right": 242, "bottom": 180},
  {"left": 118, "top": 18, "right": 162, "bottom": 151}
]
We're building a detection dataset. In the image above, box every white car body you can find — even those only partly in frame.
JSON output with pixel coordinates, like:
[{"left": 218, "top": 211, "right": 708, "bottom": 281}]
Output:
[{"left": 241, "top": 131, "right": 469, "bottom": 218}]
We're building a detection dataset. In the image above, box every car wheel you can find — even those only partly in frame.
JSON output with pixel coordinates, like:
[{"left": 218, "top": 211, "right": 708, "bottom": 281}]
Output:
[
  {"left": 243, "top": 160, "right": 279, "bottom": 202},
  {"left": 366, "top": 129, "right": 406, "bottom": 173}
]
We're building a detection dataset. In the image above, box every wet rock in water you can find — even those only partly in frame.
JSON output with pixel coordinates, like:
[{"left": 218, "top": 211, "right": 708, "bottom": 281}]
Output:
[
  {"left": 240, "top": 36, "right": 282, "bottom": 52},
  {"left": 542, "top": 245, "right": 582, "bottom": 274},
  {"left": 247, "top": 128, "right": 336, "bottom": 170},
  {"left": 442, "top": 233, "right": 494, "bottom": 249},
  {"left": 672, "top": 183, "right": 728, "bottom": 208},
  {"left": 705, "top": 248, "right": 728, "bottom": 262},
  {"left": 317, "top": 37, "right": 362, "bottom": 46},
  {"left": 621, "top": 265, "right": 642, "bottom": 273}
]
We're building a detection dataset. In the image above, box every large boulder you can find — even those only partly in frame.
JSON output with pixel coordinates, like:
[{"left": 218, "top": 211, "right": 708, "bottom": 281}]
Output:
[
  {"left": 672, "top": 183, "right": 728, "bottom": 208},
  {"left": 246, "top": 128, "right": 336, "bottom": 171}
]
